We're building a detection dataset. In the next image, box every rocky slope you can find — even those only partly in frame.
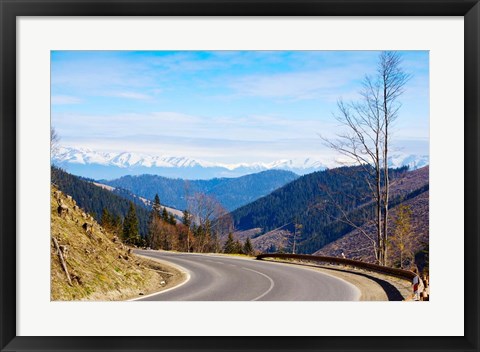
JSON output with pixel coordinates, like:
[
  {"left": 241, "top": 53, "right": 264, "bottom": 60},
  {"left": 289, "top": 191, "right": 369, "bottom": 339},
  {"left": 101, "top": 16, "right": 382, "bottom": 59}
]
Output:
[{"left": 50, "top": 185, "right": 181, "bottom": 300}]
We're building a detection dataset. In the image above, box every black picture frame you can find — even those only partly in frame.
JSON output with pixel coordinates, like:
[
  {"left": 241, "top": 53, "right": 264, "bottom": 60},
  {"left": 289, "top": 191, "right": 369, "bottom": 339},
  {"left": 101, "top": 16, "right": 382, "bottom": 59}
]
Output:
[{"left": 1, "top": 1, "right": 478, "bottom": 351}]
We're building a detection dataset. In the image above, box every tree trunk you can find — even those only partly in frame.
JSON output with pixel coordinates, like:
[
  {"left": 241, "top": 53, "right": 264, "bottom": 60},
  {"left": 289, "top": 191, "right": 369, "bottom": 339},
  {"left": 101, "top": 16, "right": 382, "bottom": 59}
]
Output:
[
  {"left": 376, "top": 163, "right": 383, "bottom": 265},
  {"left": 383, "top": 75, "right": 389, "bottom": 267},
  {"left": 52, "top": 237, "right": 72, "bottom": 286}
]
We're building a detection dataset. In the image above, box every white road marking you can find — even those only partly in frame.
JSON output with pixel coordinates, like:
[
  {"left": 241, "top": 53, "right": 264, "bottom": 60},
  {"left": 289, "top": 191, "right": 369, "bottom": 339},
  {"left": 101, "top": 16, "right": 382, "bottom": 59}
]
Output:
[
  {"left": 128, "top": 259, "right": 191, "bottom": 301},
  {"left": 242, "top": 267, "right": 275, "bottom": 301}
]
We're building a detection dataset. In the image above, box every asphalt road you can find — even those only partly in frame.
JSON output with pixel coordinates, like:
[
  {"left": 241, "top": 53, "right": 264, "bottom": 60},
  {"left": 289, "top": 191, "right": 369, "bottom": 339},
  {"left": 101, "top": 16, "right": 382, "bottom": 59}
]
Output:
[{"left": 134, "top": 250, "right": 360, "bottom": 301}]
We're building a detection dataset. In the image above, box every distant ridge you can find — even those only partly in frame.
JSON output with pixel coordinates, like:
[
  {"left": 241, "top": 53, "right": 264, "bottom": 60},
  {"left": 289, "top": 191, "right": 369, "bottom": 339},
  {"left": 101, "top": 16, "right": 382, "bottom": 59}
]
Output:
[
  {"left": 104, "top": 169, "right": 299, "bottom": 212},
  {"left": 53, "top": 146, "right": 326, "bottom": 179}
]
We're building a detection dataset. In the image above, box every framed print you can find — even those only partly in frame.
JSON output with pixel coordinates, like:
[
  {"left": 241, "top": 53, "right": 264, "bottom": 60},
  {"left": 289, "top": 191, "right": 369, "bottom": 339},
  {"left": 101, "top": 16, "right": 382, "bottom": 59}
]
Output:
[{"left": 1, "top": 1, "right": 479, "bottom": 352}]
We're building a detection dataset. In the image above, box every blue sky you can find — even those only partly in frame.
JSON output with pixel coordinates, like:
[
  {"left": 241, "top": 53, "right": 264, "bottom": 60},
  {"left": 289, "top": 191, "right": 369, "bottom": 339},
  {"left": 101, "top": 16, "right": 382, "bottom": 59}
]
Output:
[{"left": 51, "top": 51, "right": 429, "bottom": 164}]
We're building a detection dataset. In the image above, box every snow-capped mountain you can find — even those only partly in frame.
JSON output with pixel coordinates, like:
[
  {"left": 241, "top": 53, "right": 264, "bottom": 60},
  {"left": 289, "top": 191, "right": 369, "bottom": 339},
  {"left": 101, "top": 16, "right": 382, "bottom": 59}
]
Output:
[
  {"left": 55, "top": 147, "right": 205, "bottom": 169},
  {"left": 387, "top": 153, "right": 429, "bottom": 170},
  {"left": 52, "top": 146, "right": 428, "bottom": 180}
]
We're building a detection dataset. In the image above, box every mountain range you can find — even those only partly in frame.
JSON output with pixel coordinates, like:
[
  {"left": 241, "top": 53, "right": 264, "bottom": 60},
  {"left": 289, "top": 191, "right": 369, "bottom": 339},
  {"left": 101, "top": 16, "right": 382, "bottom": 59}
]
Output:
[
  {"left": 52, "top": 146, "right": 428, "bottom": 180},
  {"left": 102, "top": 170, "right": 299, "bottom": 212}
]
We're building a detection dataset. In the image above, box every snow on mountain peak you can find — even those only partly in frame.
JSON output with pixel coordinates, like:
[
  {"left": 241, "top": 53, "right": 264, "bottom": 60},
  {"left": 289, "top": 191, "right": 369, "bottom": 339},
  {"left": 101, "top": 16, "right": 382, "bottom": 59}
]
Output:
[{"left": 53, "top": 147, "right": 428, "bottom": 175}]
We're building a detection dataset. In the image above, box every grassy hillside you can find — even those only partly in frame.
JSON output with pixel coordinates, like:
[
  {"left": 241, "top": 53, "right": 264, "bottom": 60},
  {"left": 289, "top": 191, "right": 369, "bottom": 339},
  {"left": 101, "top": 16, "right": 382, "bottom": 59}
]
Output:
[{"left": 51, "top": 185, "right": 175, "bottom": 300}]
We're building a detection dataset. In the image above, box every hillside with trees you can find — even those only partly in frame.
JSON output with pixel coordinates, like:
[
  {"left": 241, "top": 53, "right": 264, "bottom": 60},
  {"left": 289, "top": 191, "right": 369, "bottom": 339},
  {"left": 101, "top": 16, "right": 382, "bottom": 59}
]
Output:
[
  {"left": 231, "top": 166, "right": 428, "bottom": 259},
  {"left": 52, "top": 166, "right": 150, "bottom": 239},
  {"left": 102, "top": 169, "right": 298, "bottom": 211},
  {"left": 315, "top": 167, "right": 429, "bottom": 270}
]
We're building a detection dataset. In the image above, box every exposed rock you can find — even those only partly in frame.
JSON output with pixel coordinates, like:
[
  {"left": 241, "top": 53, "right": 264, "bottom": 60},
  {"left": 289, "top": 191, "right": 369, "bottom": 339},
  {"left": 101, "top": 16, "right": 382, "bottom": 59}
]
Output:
[{"left": 57, "top": 204, "right": 69, "bottom": 218}]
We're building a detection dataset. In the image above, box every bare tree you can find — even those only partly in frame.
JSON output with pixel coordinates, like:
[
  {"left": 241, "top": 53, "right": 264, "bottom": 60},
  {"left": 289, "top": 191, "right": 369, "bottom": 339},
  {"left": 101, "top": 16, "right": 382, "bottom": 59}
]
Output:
[
  {"left": 378, "top": 51, "right": 410, "bottom": 265},
  {"left": 50, "top": 126, "right": 62, "bottom": 184},
  {"left": 322, "top": 51, "right": 409, "bottom": 266},
  {"left": 322, "top": 78, "right": 385, "bottom": 263},
  {"left": 187, "top": 193, "right": 231, "bottom": 253},
  {"left": 51, "top": 126, "right": 61, "bottom": 160},
  {"left": 149, "top": 217, "right": 178, "bottom": 250}
]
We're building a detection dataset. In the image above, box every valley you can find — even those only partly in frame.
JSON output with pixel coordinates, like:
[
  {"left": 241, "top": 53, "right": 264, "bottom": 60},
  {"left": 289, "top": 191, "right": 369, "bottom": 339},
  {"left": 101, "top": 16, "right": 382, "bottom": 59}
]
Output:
[{"left": 53, "top": 163, "right": 429, "bottom": 271}]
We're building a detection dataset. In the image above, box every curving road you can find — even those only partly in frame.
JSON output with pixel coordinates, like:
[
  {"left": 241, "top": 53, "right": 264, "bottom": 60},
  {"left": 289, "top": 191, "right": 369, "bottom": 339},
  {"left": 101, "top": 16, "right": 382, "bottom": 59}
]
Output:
[{"left": 134, "top": 250, "right": 360, "bottom": 301}]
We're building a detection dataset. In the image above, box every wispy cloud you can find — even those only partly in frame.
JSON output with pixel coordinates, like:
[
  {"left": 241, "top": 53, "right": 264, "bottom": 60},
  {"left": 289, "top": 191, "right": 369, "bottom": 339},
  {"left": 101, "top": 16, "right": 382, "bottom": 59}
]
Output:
[
  {"left": 51, "top": 95, "right": 82, "bottom": 105},
  {"left": 228, "top": 66, "right": 368, "bottom": 101},
  {"left": 104, "top": 91, "right": 153, "bottom": 100},
  {"left": 51, "top": 51, "right": 429, "bottom": 164}
]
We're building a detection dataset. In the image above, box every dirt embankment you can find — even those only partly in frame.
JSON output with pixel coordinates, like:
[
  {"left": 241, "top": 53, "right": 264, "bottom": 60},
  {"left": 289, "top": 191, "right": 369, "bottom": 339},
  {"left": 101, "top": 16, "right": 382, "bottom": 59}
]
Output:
[{"left": 51, "top": 186, "right": 185, "bottom": 301}]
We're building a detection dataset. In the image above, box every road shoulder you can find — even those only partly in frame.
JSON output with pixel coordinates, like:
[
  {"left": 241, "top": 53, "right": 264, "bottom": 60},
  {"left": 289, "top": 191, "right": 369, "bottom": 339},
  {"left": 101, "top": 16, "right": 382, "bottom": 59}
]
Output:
[
  {"left": 261, "top": 259, "right": 411, "bottom": 301},
  {"left": 127, "top": 254, "right": 189, "bottom": 301}
]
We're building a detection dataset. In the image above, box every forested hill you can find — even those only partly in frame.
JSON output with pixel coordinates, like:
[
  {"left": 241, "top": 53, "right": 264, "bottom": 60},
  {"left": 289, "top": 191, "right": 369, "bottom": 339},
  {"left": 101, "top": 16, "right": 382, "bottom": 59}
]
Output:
[
  {"left": 52, "top": 167, "right": 150, "bottom": 237},
  {"left": 103, "top": 169, "right": 299, "bottom": 211},
  {"left": 231, "top": 166, "right": 411, "bottom": 253}
]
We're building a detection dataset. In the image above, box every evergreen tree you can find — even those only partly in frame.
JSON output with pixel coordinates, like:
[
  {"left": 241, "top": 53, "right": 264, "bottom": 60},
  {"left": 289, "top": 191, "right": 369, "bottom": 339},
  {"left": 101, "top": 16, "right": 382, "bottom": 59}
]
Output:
[
  {"left": 147, "top": 194, "right": 162, "bottom": 247},
  {"left": 223, "top": 233, "right": 236, "bottom": 254},
  {"left": 162, "top": 207, "right": 169, "bottom": 222},
  {"left": 152, "top": 194, "right": 161, "bottom": 215},
  {"left": 233, "top": 240, "right": 243, "bottom": 254},
  {"left": 52, "top": 166, "right": 150, "bottom": 237},
  {"left": 182, "top": 209, "right": 191, "bottom": 227},
  {"left": 168, "top": 213, "right": 176, "bottom": 225},
  {"left": 182, "top": 210, "right": 192, "bottom": 252},
  {"left": 123, "top": 201, "right": 140, "bottom": 246},
  {"left": 243, "top": 237, "right": 254, "bottom": 255},
  {"left": 112, "top": 214, "right": 123, "bottom": 235},
  {"left": 101, "top": 208, "right": 113, "bottom": 230}
]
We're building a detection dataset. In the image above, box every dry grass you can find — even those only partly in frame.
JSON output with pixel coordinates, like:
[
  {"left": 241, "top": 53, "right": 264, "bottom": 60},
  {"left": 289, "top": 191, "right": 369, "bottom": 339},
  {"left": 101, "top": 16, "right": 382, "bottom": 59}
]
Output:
[{"left": 51, "top": 185, "right": 177, "bottom": 301}]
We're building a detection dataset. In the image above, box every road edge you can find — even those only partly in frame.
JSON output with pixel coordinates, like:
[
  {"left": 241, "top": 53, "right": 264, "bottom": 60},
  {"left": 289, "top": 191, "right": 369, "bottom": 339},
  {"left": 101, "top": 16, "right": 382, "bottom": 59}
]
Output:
[
  {"left": 259, "top": 258, "right": 410, "bottom": 301},
  {"left": 128, "top": 253, "right": 191, "bottom": 301}
]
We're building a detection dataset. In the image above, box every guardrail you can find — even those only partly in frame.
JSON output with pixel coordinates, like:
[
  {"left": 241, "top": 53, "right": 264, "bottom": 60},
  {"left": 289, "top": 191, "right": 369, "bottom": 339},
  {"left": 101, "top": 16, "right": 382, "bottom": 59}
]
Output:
[{"left": 256, "top": 253, "right": 417, "bottom": 281}]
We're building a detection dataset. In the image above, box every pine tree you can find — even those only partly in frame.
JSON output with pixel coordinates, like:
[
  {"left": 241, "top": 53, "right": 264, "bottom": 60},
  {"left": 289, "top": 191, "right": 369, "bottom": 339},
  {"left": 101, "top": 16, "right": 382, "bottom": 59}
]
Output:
[
  {"left": 168, "top": 213, "right": 176, "bottom": 225},
  {"left": 181, "top": 210, "right": 192, "bottom": 252},
  {"left": 182, "top": 210, "right": 191, "bottom": 227},
  {"left": 233, "top": 240, "right": 243, "bottom": 254},
  {"left": 112, "top": 214, "right": 123, "bottom": 235},
  {"left": 147, "top": 194, "right": 162, "bottom": 247},
  {"left": 101, "top": 208, "right": 113, "bottom": 231},
  {"left": 152, "top": 194, "right": 161, "bottom": 215},
  {"left": 243, "top": 237, "right": 254, "bottom": 255},
  {"left": 223, "top": 233, "right": 236, "bottom": 254},
  {"left": 162, "top": 207, "right": 169, "bottom": 222},
  {"left": 123, "top": 201, "right": 140, "bottom": 246}
]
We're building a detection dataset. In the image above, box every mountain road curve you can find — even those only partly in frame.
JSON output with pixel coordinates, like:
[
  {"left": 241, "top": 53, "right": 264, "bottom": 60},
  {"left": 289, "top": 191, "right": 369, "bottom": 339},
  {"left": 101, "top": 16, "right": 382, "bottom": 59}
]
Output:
[{"left": 133, "top": 250, "right": 361, "bottom": 301}]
